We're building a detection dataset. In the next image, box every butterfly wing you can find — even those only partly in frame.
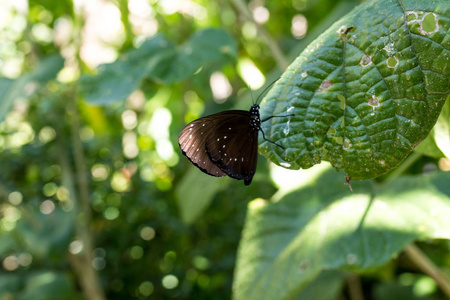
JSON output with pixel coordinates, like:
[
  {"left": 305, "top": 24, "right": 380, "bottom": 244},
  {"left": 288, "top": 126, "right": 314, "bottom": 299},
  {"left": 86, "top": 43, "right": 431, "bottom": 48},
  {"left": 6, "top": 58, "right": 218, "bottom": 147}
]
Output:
[
  {"left": 204, "top": 111, "right": 259, "bottom": 185},
  {"left": 178, "top": 117, "right": 227, "bottom": 177}
]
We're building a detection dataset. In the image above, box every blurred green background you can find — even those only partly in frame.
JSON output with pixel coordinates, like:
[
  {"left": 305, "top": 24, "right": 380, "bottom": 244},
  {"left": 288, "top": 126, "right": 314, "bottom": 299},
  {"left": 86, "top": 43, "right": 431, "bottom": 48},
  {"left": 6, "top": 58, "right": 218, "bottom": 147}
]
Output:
[{"left": 1, "top": 0, "right": 449, "bottom": 299}]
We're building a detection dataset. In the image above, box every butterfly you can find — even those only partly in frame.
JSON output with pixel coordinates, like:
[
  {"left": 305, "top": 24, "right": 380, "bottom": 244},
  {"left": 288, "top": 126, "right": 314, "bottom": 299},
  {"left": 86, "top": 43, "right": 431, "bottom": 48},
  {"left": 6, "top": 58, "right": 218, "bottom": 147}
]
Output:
[{"left": 178, "top": 92, "right": 292, "bottom": 185}]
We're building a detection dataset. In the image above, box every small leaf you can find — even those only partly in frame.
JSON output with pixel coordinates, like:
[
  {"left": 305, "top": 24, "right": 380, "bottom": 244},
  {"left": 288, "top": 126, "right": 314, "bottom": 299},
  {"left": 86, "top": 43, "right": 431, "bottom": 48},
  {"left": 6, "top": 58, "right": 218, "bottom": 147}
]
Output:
[
  {"left": 0, "top": 54, "right": 64, "bottom": 122},
  {"left": 233, "top": 169, "right": 450, "bottom": 300},
  {"left": 82, "top": 28, "right": 237, "bottom": 105},
  {"left": 259, "top": 0, "right": 450, "bottom": 180},
  {"left": 80, "top": 35, "right": 176, "bottom": 105}
]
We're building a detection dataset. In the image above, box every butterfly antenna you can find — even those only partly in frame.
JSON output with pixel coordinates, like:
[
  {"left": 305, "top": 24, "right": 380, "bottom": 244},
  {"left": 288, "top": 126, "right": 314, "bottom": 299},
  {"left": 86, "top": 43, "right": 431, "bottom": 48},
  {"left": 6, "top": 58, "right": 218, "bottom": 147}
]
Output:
[
  {"left": 250, "top": 86, "right": 255, "bottom": 105},
  {"left": 255, "top": 78, "right": 280, "bottom": 105}
]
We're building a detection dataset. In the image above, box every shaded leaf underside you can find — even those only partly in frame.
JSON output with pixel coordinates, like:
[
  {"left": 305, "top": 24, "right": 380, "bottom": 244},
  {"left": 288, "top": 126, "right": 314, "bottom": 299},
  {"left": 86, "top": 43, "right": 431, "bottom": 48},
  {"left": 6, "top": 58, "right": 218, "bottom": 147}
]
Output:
[
  {"left": 233, "top": 170, "right": 450, "bottom": 300},
  {"left": 259, "top": 0, "right": 450, "bottom": 180}
]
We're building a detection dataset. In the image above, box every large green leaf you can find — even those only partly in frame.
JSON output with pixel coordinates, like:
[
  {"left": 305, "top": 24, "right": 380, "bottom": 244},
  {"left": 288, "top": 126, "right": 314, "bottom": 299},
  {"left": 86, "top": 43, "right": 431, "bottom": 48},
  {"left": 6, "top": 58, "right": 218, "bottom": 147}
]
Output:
[
  {"left": 233, "top": 169, "right": 450, "bottom": 300},
  {"left": 0, "top": 54, "right": 64, "bottom": 122},
  {"left": 259, "top": 0, "right": 450, "bottom": 180},
  {"left": 82, "top": 28, "right": 237, "bottom": 105}
]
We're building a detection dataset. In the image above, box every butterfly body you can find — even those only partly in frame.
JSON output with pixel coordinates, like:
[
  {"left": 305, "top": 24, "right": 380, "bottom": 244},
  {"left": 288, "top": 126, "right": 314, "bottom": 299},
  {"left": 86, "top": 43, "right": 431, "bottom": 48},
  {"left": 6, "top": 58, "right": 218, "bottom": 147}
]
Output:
[{"left": 178, "top": 104, "right": 261, "bottom": 185}]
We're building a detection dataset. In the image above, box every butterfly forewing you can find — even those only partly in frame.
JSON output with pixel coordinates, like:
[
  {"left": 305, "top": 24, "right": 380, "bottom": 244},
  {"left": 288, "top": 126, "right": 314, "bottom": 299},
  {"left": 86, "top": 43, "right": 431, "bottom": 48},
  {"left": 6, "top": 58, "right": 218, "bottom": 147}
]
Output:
[
  {"left": 204, "top": 111, "right": 259, "bottom": 185},
  {"left": 178, "top": 118, "right": 226, "bottom": 177}
]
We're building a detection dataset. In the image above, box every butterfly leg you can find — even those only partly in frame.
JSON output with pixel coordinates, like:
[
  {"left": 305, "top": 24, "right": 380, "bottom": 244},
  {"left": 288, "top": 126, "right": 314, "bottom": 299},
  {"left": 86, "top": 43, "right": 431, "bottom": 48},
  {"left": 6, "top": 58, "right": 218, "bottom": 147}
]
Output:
[
  {"left": 259, "top": 114, "right": 294, "bottom": 149},
  {"left": 259, "top": 128, "right": 285, "bottom": 150},
  {"left": 261, "top": 114, "right": 294, "bottom": 122}
]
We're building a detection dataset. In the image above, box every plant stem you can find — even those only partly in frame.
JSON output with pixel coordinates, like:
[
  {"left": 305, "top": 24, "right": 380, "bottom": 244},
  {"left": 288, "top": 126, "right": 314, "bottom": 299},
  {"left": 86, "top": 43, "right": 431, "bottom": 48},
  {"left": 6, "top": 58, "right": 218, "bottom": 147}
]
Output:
[
  {"left": 68, "top": 95, "right": 106, "bottom": 300},
  {"left": 347, "top": 273, "right": 364, "bottom": 300},
  {"left": 230, "top": 0, "right": 290, "bottom": 70},
  {"left": 405, "top": 243, "right": 450, "bottom": 298},
  {"left": 116, "top": 0, "right": 134, "bottom": 49},
  {"left": 55, "top": 91, "right": 105, "bottom": 300}
]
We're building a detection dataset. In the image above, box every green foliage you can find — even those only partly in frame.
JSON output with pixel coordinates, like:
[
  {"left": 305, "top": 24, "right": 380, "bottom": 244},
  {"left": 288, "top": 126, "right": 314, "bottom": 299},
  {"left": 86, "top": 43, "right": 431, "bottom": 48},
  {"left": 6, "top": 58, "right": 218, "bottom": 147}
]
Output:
[
  {"left": 0, "top": 54, "right": 64, "bottom": 122},
  {"left": 81, "top": 29, "right": 237, "bottom": 104},
  {"left": 260, "top": 0, "right": 450, "bottom": 180},
  {"left": 0, "top": 0, "right": 449, "bottom": 299},
  {"left": 233, "top": 169, "right": 450, "bottom": 299},
  {"left": 176, "top": 167, "right": 230, "bottom": 224}
]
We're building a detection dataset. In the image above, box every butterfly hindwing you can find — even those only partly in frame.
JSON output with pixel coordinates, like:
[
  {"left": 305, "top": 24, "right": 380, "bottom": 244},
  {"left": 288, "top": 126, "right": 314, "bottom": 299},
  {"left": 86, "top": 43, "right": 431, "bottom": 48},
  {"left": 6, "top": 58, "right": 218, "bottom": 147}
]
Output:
[
  {"left": 178, "top": 117, "right": 227, "bottom": 177},
  {"left": 204, "top": 111, "right": 259, "bottom": 185}
]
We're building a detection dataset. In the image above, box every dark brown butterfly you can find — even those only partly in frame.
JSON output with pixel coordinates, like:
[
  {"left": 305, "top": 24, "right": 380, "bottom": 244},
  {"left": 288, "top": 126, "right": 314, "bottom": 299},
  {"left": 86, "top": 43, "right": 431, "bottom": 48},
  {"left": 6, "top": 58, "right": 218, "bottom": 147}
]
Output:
[{"left": 178, "top": 103, "right": 289, "bottom": 185}]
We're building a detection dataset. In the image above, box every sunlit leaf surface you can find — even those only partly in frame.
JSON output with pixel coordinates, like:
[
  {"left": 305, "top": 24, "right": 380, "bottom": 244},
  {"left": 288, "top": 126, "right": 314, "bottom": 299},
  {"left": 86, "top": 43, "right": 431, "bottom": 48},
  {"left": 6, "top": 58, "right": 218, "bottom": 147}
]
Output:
[{"left": 259, "top": 0, "right": 450, "bottom": 179}]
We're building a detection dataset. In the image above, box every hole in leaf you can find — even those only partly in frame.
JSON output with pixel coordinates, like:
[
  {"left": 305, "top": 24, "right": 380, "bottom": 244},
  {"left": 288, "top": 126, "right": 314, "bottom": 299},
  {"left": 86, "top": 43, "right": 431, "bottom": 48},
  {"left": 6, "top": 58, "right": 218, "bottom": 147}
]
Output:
[
  {"left": 343, "top": 138, "right": 352, "bottom": 150},
  {"left": 386, "top": 56, "right": 399, "bottom": 69},
  {"left": 383, "top": 42, "right": 396, "bottom": 55},
  {"left": 367, "top": 95, "right": 381, "bottom": 115},
  {"left": 420, "top": 13, "right": 439, "bottom": 35},
  {"left": 360, "top": 53, "right": 372, "bottom": 68},
  {"left": 405, "top": 11, "right": 418, "bottom": 24},
  {"left": 316, "top": 80, "right": 333, "bottom": 92}
]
